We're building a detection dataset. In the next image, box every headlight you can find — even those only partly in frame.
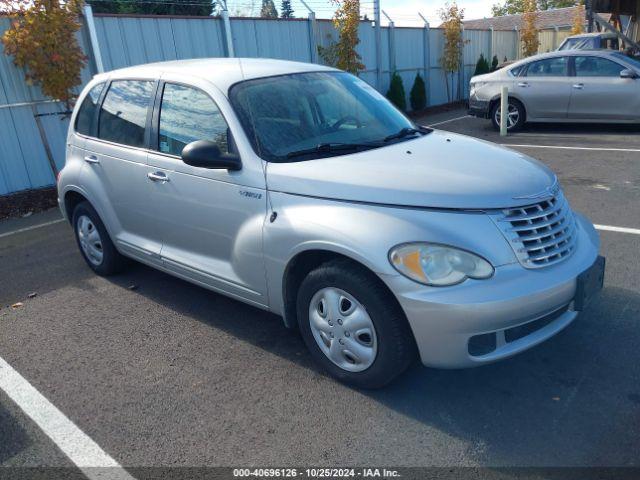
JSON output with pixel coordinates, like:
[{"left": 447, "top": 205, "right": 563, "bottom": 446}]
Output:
[
  {"left": 470, "top": 82, "right": 485, "bottom": 95},
  {"left": 389, "top": 243, "right": 494, "bottom": 286}
]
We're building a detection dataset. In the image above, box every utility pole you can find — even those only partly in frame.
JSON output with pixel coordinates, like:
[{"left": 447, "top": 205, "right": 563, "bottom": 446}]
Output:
[
  {"left": 374, "top": 0, "right": 382, "bottom": 91},
  {"left": 220, "top": 0, "right": 235, "bottom": 57},
  {"left": 300, "top": 0, "right": 319, "bottom": 64},
  {"left": 418, "top": 12, "right": 430, "bottom": 107}
]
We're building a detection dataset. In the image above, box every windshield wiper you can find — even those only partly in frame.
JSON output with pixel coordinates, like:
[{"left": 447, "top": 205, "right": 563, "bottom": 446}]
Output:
[
  {"left": 383, "top": 126, "right": 431, "bottom": 143},
  {"left": 286, "top": 142, "right": 380, "bottom": 159}
]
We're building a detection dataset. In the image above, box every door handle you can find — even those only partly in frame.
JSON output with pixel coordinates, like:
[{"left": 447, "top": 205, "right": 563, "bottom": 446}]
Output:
[
  {"left": 147, "top": 171, "right": 170, "bottom": 183},
  {"left": 573, "top": 83, "right": 584, "bottom": 90},
  {"left": 84, "top": 155, "right": 100, "bottom": 164},
  {"left": 517, "top": 82, "right": 530, "bottom": 88}
]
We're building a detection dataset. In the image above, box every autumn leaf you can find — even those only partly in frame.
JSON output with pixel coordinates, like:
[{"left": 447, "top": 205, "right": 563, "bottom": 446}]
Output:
[{"left": 1, "top": 0, "right": 87, "bottom": 109}]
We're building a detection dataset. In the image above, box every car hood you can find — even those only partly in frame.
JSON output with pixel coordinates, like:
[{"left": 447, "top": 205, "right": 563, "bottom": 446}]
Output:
[{"left": 266, "top": 130, "right": 557, "bottom": 210}]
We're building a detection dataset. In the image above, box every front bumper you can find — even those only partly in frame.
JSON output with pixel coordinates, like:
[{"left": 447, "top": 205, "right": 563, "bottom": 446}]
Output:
[
  {"left": 468, "top": 99, "right": 491, "bottom": 119},
  {"left": 385, "top": 213, "right": 600, "bottom": 368}
]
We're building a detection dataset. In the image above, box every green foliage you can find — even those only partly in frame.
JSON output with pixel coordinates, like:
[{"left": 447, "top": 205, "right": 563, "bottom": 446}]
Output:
[
  {"left": 491, "top": 0, "right": 579, "bottom": 17},
  {"left": 386, "top": 72, "right": 407, "bottom": 111},
  {"left": 474, "top": 54, "right": 491, "bottom": 76},
  {"left": 88, "top": 0, "right": 212, "bottom": 16},
  {"left": 317, "top": 38, "right": 339, "bottom": 68},
  {"left": 409, "top": 73, "right": 427, "bottom": 111},
  {"left": 491, "top": 55, "right": 500, "bottom": 71},
  {"left": 260, "top": 0, "right": 278, "bottom": 18},
  {"left": 280, "top": 0, "right": 294, "bottom": 18}
]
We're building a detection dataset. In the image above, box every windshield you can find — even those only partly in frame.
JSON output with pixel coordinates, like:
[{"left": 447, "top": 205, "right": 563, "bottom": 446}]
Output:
[
  {"left": 229, "top": 71, "right": 420, "bottom": 162},
  {"left": 612, "top": 52, "right": 640, "bottom": 70},
  {"left": 559, "top": 37, "right": 596, "bottom": 50}
]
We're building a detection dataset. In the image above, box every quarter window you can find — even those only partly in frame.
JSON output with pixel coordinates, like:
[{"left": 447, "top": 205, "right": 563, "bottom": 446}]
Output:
[
  {"left": 525, "top": 57, "right": 568, "bottom": 77},
  {"left": 158, "top": 84, "right": 229, "bottom": 157},
  {"left": 75, "top": 83, "right": 105, "bottom": 136},
  {"left": 98, "top": 80, "right": 154, "bottom": 148},
  {"left": 574, "top": 56, "right": 624, "bottom": 77}
]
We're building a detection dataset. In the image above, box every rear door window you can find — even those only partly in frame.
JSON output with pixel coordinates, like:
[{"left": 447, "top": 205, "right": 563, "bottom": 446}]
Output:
[
  {"left": 158, "top": 83, "right": 229, "bottom": 156},
  {"left": 525, "top": 57, "right": 568, "bottom": 77},
  {"left": 98, "top": 80, "right": 155, "bottom": 148},
  {"left": 75, "top": 83, "right": 105, "bottom": 136}
]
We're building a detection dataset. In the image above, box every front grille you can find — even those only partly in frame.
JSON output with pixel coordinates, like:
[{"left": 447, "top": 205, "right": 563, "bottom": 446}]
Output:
[{"left": 490, "top": 190, "right": 577, "bottom": 269}]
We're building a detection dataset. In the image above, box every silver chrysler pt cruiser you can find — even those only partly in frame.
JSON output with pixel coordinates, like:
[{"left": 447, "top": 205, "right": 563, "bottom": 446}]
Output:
[{"left": 58, "top": 58, "right": 605, "bottom": 388}]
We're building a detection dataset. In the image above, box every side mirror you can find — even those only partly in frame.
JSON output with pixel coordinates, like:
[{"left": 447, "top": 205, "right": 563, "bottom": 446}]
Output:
[
  {"left": 620, "top": 69, "right": 639, "bottom": 79},
  {"left": 181, "top": 140, "right": 242, "bottom": 171}
]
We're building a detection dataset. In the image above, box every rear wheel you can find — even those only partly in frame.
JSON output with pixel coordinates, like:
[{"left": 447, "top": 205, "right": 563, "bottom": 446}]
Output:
[
  {"left": 297, "top": 259, "right": 417, "bottom": 388},
  {"left": 491, "top": 99, "right": 525, "bottom": 132},
  {"left": 72, "top": 202, "right": 126, "bottom": 276}
]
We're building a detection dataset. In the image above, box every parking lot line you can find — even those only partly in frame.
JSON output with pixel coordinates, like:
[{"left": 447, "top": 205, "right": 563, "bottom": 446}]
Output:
[
  {"left": 503, "top": 144, "right": 640, "bottom": 153},
  {"left": 595, "top": 224, "right": 640, "bottom": 235},
  {"left": 0, "top": 219, "right": 65, "bottom": 239},
  {"left": 0, "top": 356, "right": 135, "bottom": 480},
  {"left": 428, "top": 115, "right": 472, "bottom": 127}
]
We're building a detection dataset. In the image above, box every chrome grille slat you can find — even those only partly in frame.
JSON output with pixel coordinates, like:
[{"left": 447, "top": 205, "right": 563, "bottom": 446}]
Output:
[
  {"left": 527, "top": 244, "right": 574, "bottom": 262},
  {"left": 523, "top": 231, "right": 574, "bottom": 252},
  {"left": 516, "top": 222, "right": 571, "bottom": 242},
  {"left": 489, "top": 190, "right": 577, "bottom": 269},
  {"left": 509, "top": 215, "right": 566, "bottom": 232},
  {"left": 502, "top": 199, "right": 563, "bottom": 223}
]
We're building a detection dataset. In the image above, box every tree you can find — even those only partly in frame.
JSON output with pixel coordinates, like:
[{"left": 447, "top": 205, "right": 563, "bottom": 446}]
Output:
[
  {"left": 439, "top": 1, "right": 466, "bottom": 102},
  {"left": 1, "top": 0, "right": 87, "bottom": 109},
  {"left": 260, "top": 0, "right": 278, "bottom": 18},
  {"left": 280, "top": 0, "right": 294, "bottom": 18},
  {"left": 491, "top": 54, "right": 500, "bottom": 71},
  {"left": 492, "top": 0, "right": 578, "bottom": 16},
  {"left": 571, "top": 3, "right": 585, "bottom": 35},
  {"left": 87, "top": 0, "right": 212, "bottom": 16},
  {"left": 409, "top": 73, "right": 426, "bottom": 111},
  {"left": 521, "top": 0, "right": 540, "bottom": 57},
  {"left": 318, "top": 0, "right": 364, "bottom": 74},
  {"left": 474, "top": 54, "right": 490, "bottom": 76},
  {"left": 386, "top": 72, "right": 406, "bottom": 111}
]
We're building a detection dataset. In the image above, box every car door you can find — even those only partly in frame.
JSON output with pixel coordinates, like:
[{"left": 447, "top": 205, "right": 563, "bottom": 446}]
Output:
[
  {"left": 517, "top": 56, "right": 572, "bottom": 119},
  {"left": 146, "top": 78, "right": 269, "bottom": 306},
  {"left": 568, "top": 55, "right": 639, "bottom": 120},
  {"left": 82, "top": 79, "right": 163, "bottom": 264},
  {"left": 70, "top": 81, "right": 106, "bottom": 185}
]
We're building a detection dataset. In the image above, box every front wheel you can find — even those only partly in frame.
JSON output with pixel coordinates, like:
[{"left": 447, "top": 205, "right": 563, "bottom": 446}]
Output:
[
  {"left": 491, "top": 99, "right": 525, "bottom": 132},
  {"left": 297, "top": 259, "right": 417, "bottom": 389}
]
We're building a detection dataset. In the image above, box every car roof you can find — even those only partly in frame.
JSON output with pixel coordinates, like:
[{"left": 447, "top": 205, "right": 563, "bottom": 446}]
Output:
[
  {"left": 565, "top": 32, "right": 618, "bottom": 39},
  {"left": 507, "top": 48, "right": 626, "bottom": 69},
  {"left": 94, "top": 57, "right": 339, "bottom": 93}
]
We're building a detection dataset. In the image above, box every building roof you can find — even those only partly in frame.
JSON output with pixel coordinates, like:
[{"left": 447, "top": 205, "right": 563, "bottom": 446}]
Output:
[{"left": 461, "top": 6, "right": 584, "bottom": 31}]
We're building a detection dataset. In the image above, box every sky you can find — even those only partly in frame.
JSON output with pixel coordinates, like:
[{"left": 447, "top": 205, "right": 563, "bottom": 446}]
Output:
[{"left": 228, "top": 1, "right": 494, "bottom": 26}]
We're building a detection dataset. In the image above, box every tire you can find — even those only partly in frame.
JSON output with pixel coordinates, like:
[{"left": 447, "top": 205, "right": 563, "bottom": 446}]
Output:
[
  {"left": 491, "top": 98, "right": 525, "bottom": 132},
  {"left": 297, "top": 258, "right": 417, "bottom": 389},
  {"left": 72, "top": 201, "right": 126, "bottom": 276}
]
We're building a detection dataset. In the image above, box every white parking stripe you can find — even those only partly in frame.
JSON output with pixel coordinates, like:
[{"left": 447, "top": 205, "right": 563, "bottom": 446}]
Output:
[
  {"left": 503, "top": 144, "right": 640, "bottom": 153},
  {"left": 595, "top": 225, "right": 640, "bottom": 235},
  {"left": 428, "top": 115, "right": 471, "bottom": 127},
  {"left": 0, "top": 219, "right": 65, "bottom": 239},
  {"left": 0, "top": 356, "right": 135, "bottom": 480}
]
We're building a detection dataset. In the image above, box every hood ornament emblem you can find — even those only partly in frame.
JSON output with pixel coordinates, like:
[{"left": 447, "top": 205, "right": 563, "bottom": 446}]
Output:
[{"left": 513, "top": 179, "right": 559, "bottom": 201}]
